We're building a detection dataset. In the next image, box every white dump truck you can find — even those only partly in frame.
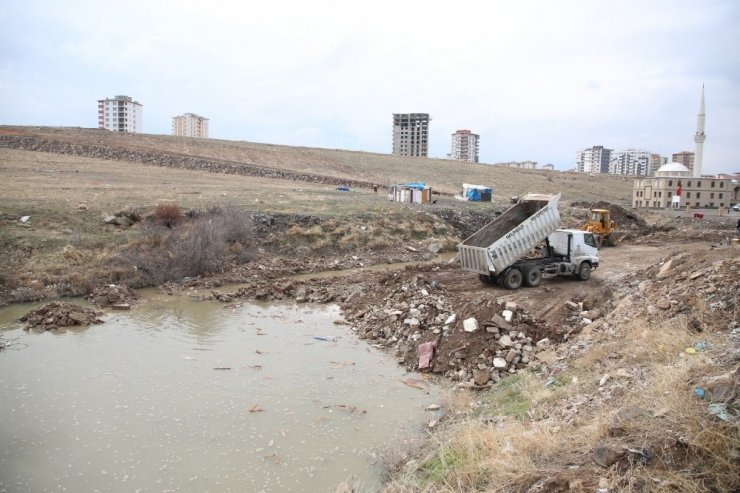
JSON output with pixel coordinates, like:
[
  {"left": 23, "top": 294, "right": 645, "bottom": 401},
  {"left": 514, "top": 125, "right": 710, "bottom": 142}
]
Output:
[{"left": 457, "top": 193, "right": 600, "bottom": 289}]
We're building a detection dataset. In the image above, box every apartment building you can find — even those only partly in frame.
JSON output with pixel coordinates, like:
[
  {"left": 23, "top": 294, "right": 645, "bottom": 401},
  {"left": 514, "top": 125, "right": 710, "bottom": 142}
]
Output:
[
  {"left": 672, "top": 151, "right": 695, "bottom": 175},
  {"left": 450, "top": 129, "right": 479, "bottom": 162},
  {"left": 499, "top": 161, "right": 538, "bottom": 169},
  {"left": 392, "top": 113, "right": 430, "bottom": 157},
  {"left": 97, "top": 95, "right": 142, "bottom": 133},
  {"left": 609, "top": 149, "right": 650, "bottom": 176},
  {"left": 576, "top": 145, "right": 611, "bottom": 173},
  {"left": 172, "top": 113, "right": 209, "bottom": 138},
  {"left": 650, "top": 154, "right": 668, "bottom": 175}
]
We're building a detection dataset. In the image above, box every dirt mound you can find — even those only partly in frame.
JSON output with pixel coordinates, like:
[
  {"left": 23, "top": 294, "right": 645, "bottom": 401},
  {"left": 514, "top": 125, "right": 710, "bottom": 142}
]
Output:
[
  {"left": 20, "top": 301, "right": 103, "bottom": 330},
  {"left": 617, "top": 246, "right": 739, "bottom": 332},
  {"left": 86, "top": 284, "right": 139, "bottom": 307}
]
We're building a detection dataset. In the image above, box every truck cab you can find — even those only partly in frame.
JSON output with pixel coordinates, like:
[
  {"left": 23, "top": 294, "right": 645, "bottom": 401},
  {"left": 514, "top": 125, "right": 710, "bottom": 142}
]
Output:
[{"left": 547, "top": 229, "right": 600, "bottom": 278}]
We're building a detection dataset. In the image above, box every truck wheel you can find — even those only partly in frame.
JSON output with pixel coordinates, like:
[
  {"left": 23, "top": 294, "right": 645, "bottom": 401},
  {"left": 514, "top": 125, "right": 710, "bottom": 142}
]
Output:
[
  {"left": 478, "top": 273, "right": 496, "bottom": 285},
  {"left": 503, "top": 268, "right": 523, "bottom": 290},
  {"left": 577, "top": 262, "right": 592, "bottom": 281},
  {"left": 606, "top": 233, "right": 618, "bottom": 247},
  {"left": 523, "top": 267, "right": 542, "bottom": 287}
]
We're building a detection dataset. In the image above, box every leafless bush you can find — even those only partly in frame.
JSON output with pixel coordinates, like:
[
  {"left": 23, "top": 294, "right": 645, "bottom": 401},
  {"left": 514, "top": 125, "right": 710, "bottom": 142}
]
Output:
[
  {"left": 153, "top": 202, "right": 182, "bottom": 228},
  {"left": 170, "top": 216, "right": 228, "bottom": 277}
]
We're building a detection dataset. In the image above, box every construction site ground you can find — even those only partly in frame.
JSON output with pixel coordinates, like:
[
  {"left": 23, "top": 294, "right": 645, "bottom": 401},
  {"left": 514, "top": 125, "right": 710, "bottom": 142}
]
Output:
[{"left": 1, "top": 127, "right": 738, "bottom": 492}]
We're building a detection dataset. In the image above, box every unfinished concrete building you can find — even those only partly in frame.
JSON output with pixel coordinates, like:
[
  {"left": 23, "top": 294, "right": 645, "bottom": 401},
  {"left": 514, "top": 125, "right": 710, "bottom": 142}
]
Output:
[{"left": 392, "top": 113, "right": 429, "bottom": 157}]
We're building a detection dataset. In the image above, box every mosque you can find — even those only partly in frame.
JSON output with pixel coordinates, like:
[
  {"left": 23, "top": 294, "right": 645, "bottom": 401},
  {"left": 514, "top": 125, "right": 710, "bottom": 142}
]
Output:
[{"left": 632, "top": 86, "right": 738, "bottom": 209}]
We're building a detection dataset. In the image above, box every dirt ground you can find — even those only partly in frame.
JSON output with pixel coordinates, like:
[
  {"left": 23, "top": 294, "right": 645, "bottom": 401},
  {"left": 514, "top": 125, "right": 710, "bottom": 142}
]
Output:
[{"left": 1, "top": 127, "right": 738, "bottom": 491}]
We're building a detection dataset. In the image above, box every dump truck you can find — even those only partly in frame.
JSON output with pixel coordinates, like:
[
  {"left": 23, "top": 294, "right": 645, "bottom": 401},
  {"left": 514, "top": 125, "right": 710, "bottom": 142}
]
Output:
[
  {"left": 582, "top": 208, "right": 617, "bottom": 246},
  {"left": 457, "top": 193, "right": 600, "bottom": 289}
]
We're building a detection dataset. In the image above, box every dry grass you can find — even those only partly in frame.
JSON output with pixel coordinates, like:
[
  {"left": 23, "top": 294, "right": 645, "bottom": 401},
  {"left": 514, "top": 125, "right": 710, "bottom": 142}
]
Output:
[
  {"left": 1, "top": 126, "right": 636, "bottom": 204},
  {"left": 384, "top": 316, "right": 739, "bottom": 493}
]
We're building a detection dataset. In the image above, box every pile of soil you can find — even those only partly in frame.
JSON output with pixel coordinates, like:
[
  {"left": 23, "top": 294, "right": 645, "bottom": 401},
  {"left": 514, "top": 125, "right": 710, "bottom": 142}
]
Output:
[
  {"left": 86, "top": 284, "right": 139, "bottom": 307},
  {"left": 20, "top": 301, "right": 103, "bottom": 330}
]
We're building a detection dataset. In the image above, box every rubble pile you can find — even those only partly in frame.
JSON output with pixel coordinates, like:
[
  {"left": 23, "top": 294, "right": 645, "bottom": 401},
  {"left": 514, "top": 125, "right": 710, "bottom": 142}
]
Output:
[
  {"left": 20, "top": 301, "right": 103, "bottom": 330},
  {"left": 341, "top": 273, "right": 558, "bottom": 388},
  {"left": 86, "top": 284, "right": 139, "bottom": 308},
  {"left": 615, "top": 249, "right": 739, "bottom": 331}
]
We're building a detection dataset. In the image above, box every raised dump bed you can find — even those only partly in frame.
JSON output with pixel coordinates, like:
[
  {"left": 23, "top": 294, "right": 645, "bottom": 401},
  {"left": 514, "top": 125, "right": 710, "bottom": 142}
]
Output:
[{"left": 458, "top": 193, "right": 562, "bottom": 275}]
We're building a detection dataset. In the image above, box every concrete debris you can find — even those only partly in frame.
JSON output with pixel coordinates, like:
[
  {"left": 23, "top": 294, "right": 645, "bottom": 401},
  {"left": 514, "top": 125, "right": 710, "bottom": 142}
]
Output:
[
  {"left": 463, "top": 318, "right": 479, "bottom": 333},
  {"left": 20, "top": 301, "right": 103, "bottom": 331},
  {"left": 86, "top": 284, "right": 139, "bottom": 307}
]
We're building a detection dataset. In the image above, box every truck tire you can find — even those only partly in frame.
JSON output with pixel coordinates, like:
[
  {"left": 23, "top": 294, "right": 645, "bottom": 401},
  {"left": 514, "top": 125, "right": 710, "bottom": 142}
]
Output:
[
  {"left": 606, "top": 233, "right": 617, "bottom": 247},
  {"left": 478, "top": 273, "right": 496, "bottom": 285},
  {"left": 577, "top": 262, "right": 591, "bottom": 281},
  {"left": 522, "top": 267, "right": 542, "bottom": 287},
  {"left": 503, "top": 268, "right": 523, "bottom": 290}
]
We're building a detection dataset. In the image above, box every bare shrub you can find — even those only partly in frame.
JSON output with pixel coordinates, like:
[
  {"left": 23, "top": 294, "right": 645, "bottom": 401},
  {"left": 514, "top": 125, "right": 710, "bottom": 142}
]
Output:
[
  {"left": 153, "top": 202, "right": 182, "bottom": 228},
  {"left": 170, "top": 216, "right": 228, "bottom": 277}
]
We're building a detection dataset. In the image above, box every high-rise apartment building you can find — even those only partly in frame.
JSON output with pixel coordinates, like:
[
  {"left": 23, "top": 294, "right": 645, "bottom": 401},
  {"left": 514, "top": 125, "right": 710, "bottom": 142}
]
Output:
[
  {"left": 672, "top": 151, "right": 695, "bottom": 175},
  {"left": 392, "top": 113, "right": 430, "bottom": 157},
  {"left": 650, "top": 154, "right": 668, "bottom": 175},
  {"left": 450, "top": 129, "right": 479, "bottom": 162},
  {"left": 609, "top": 149, "right": 650, "bottom": 176},
  {"left": 576, "top": 145, "right": 611, "bottom": 173},
  {"left": 97, "top": 95, "right": 142, "bottom": 133},
  {"left": 172, "top": 113, "right": 209, "bottom": 138}
]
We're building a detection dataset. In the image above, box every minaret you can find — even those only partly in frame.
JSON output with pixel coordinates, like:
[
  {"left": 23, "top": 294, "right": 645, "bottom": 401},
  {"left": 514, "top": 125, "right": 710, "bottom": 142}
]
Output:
[{"left": 693, "top": 85, "right": 705, "bottom": 178}]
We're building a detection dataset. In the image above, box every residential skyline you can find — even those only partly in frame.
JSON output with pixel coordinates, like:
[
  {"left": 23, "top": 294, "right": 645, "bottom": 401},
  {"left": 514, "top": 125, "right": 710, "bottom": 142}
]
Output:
[{"left": 2, "top": 1, "right": 738, "bottom": 174}]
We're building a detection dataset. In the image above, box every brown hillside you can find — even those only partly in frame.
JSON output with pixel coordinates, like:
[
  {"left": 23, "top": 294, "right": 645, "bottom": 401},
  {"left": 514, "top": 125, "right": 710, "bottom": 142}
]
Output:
[{"left": 0, "top": 125, "right": 634, "bottom": 204}]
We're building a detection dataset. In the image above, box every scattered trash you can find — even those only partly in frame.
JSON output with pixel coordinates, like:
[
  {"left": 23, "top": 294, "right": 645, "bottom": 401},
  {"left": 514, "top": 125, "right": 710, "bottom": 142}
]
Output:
[
  {"left": 707, "top": 403, "right": 736, "bottom": 423},
  {"left": 20, "top": 215, "right": 30, "bottom": 223},
  {"left": 425, "top": 404, "right": 440, "bottom": 411},
  {"left": 694, "top": 341, "right": 709, "bottom": 351},
  {"left": 400, "top": 377, "right": 427, "bottom": 390},
  {"left": 323, "top": 404, "right": 367, "bottom": 415},
  {"left": 418, "top": 339, "right": 439, "bottom": 369},
  {"left": 249, "top": 405, "right": 265, "bottom": 413},
  {"left": 685, "top": 347, "right": 697, "bottom": 355},
  {"left": 430, "top": 280, "right": 439, "bottom": 288},
  {"left": 627, "top": 447, "right": 653, "bottom": 464},
  {"left": 545, "top": 377, "right": 557, "bottom": 387},
  {"left": 330, "top": 361, "right": 355, "bottom": 369},
  {"left": 313, "top": 335, "right": 336, "bottom": 342},
  {"left": 694, "top": 387, "right": 705, "bottom": 399},
  {"left": 336, "top": 186, "right": 350, "bottom": 192},
  {"left": 213, "top": 366, "right": 232, "bottom": 370},
  {"left": 599, "top": 374, "right": 610, "bottom": 387},
  {"left": 263, "top": 453, "right": 281, "bottom": 464}
]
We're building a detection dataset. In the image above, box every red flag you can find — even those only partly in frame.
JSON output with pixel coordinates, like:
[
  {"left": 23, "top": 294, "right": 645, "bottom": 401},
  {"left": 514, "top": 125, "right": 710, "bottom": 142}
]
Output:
[{"left": 676, "top": 185, "right": 682, "bottom": 196}]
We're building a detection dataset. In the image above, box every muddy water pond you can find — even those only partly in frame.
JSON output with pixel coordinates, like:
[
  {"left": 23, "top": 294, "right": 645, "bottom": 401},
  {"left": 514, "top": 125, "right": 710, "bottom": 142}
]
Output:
[{"left": 0, "top": 296, "right": 440, "bottom": 492}]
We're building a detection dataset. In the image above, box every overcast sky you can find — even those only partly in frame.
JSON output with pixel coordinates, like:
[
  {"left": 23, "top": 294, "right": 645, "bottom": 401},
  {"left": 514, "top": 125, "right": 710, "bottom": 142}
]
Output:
[{"left": 1, "top": 0, "right": 738, "bottom": 173}]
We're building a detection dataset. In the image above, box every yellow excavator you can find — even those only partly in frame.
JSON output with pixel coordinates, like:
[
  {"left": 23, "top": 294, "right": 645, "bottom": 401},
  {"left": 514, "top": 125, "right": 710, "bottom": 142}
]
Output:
[{"left": 582, "top": 208, "right": 617, "bottom": 247}]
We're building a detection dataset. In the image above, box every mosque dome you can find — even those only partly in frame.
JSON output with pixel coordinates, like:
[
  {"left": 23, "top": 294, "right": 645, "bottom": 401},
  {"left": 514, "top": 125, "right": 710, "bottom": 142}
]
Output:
[{"left": 656, "top": 162, "right": 691, "bottom": 176}]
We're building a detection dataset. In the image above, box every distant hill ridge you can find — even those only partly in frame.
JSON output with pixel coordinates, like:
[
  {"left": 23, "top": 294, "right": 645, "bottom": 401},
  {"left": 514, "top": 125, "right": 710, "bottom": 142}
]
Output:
[{"left": 0, "top": 126, "right": 634, "bottom": 203}]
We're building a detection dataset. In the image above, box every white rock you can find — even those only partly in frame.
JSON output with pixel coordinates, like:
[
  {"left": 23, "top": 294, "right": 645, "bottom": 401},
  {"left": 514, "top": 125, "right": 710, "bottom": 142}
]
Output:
[
  {"left": 493, "top": 358, "right": 508, "bottom": 369},
  {"left": 536, "top": 338, "right": 550, "bottom": 349},
  {"left": 463, "top": 318, "right": 479, "bottom": 333},
  {"left": 421, "top": 289, "right": 429, "bottom": 296},
  {"left": 502, "top": 310, "right": 513, "bottom": 322},
  {"left": 404, "top": 318, "right": 420, "bottom": 326},
  {"left": 499, "top": 335, "right": 514, "bottom": 347},
  {"left": 445, "top": 314, "right": 457, "bottom": 325}
]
